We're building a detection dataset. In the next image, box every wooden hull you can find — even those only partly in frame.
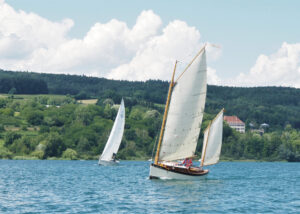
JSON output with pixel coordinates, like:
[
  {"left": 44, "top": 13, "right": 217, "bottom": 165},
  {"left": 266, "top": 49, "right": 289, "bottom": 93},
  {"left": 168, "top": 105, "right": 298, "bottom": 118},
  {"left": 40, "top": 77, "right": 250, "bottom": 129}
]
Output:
[
  {"left": 98, "top": 160, "right": 119, "bottom": 166},
  {"left": 149, "top": 163, "right": 209, "bottom": 180}
]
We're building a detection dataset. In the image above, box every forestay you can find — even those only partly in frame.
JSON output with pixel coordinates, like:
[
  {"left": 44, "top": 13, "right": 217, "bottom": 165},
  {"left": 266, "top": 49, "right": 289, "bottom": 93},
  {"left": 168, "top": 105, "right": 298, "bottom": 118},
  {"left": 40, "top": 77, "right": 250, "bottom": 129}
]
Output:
[
  {"left": 201, "top": 109, "right": 224, "bottom": 166},
  {"left": 99, "top": 99, "right": 125, "bottom": 162},
  {"left": 158, "top": 50, "right": 207, "bottom": 161}
]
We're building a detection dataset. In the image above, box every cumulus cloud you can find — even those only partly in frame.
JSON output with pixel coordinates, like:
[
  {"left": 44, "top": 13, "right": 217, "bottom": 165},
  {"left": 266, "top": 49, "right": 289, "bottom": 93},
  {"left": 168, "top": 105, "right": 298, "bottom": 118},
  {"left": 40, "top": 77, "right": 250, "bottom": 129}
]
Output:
[
  {"left": 108, "top": 20, "right": 203, "bottom": 80},
  {"left": 0, "top": 1, "right": 222, "bottom": 83},
  {"left": 207, "top": 67, "right": 222, "bottom": 85},
  {"left": 225, "top": 42, "right": 300, "bottom": 88},
  {"left": 1, "top": 1, "right": 299, "bottom": 88}
]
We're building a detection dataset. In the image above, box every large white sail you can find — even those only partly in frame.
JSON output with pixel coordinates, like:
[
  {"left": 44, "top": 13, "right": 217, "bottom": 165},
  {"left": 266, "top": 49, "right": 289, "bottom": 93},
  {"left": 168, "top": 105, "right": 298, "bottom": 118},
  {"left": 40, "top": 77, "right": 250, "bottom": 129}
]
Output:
[
  {"left": 158, "top": 49, "right": 207, "bottom": 161},
  {"left": 99, "top": 99, "right": 125, "bottom": 162},
  {"left": 201, "top": 109, "right": 224, "bottom": 166}
]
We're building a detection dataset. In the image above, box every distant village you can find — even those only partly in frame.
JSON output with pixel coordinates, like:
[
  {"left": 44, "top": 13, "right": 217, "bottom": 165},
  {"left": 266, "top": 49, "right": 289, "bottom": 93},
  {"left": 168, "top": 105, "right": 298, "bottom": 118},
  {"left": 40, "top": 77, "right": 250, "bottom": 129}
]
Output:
[{"left": 224, "top": 115, "right": 269, "bottom": 135}]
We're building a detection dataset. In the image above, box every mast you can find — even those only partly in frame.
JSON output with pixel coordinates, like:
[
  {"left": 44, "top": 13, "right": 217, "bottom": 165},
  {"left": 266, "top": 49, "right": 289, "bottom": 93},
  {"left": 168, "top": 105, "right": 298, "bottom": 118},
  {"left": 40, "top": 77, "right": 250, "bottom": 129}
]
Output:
[
  {"left": 201, "top": 122, "right": 211, "bottom": 167},
  {"left": 154, "top": 61, "right": 177, "bottom": 165}
]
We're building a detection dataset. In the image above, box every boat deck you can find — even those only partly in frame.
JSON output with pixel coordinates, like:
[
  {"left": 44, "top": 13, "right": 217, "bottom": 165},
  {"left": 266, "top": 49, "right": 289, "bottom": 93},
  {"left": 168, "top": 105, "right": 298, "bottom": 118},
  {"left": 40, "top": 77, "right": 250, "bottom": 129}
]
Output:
[{"left": 153, "top": 162, "right": 209, "bottom": 176}]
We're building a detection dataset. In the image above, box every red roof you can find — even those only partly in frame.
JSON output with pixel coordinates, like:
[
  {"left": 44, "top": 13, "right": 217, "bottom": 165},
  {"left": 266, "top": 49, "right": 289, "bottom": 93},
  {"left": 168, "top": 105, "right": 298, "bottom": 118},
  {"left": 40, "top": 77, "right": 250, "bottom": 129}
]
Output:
[{"left": 224, "top": 116, "right": 244, "bottom": 125}]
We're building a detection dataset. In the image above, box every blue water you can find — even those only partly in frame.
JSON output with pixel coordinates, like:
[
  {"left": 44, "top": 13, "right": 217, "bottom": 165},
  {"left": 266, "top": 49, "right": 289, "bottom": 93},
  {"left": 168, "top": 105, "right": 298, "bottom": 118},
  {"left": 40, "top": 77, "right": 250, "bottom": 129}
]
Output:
[{"left": 0, "top": 161, "right": 299, "bottom": 213}]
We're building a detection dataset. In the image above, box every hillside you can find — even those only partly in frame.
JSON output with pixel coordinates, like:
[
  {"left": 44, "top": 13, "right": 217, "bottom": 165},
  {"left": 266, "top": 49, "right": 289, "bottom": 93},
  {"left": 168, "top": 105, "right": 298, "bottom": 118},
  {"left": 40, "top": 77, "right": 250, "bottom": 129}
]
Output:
[
  {"left": 1, "top": 69, "right": 299, "bottom": 130},
  {"left": 0, "top": 69, "right": 299, "bottom": 162}
]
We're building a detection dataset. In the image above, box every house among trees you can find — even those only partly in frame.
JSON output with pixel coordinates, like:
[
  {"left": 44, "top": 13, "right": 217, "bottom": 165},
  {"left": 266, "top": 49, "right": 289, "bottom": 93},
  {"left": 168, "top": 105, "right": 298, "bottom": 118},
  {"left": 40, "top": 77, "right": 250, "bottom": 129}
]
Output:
[{"left": 224, "top": 116, "right": 245, "bottom": 133}]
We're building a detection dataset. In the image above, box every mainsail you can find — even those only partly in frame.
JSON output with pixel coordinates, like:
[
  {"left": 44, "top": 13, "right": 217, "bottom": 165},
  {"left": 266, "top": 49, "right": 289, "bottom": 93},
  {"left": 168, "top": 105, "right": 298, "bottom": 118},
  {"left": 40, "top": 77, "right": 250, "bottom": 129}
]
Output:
[
  {"left": 99, "top": 99, "right": 125, "bottom": 162},
  {"left": 158, "top": 49, "right": 207, "bottom": 161},
  {"left": 200, "top": 109, "right": 224, "bottom": 166}
]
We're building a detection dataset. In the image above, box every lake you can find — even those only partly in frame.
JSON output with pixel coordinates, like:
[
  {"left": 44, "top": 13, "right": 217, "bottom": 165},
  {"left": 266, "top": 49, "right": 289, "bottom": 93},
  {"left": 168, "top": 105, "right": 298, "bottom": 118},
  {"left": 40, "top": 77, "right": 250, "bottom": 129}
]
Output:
[{"left": 0, "top": 160, "right": 299, "bottom": 213}]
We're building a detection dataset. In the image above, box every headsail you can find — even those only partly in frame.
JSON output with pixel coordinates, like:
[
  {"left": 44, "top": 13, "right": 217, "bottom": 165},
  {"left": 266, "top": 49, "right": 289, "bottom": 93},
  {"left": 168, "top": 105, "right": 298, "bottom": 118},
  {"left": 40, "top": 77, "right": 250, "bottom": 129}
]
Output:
[
  {"left": 99, "top": 99, "right": 125, "bottom": 162},
  {"left": 158, "top": 48, "right": 207, "bottom": 161},
  {"left": 200, "top": 109, "right": 224, "bottom": 166}
]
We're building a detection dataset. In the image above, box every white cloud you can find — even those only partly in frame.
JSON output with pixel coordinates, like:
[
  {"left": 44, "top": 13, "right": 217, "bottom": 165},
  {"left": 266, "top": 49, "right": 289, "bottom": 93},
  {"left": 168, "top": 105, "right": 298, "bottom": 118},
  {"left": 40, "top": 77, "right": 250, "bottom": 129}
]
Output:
[
  {"left": 1, "top": 1, "right": 299, "bottom": 88},
  {"left": 207, "top": 67, "right": 221, "bottom": 85},
  {"left": 108, "top": 20, "right": 203, "bottom": 80},
  {"left": 0, "top": 1, "right": 222, "bottom": 83},
  {"left": 224, "top": 42, "right": 300, "bottom": 88}
]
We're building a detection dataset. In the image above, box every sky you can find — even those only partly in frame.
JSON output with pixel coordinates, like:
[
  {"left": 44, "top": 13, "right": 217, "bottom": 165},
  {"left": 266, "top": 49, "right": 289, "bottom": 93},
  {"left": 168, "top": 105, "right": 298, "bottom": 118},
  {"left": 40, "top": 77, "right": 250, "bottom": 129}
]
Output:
[{"left": 1, "top": 0, "right": 300, "bottom": 88}]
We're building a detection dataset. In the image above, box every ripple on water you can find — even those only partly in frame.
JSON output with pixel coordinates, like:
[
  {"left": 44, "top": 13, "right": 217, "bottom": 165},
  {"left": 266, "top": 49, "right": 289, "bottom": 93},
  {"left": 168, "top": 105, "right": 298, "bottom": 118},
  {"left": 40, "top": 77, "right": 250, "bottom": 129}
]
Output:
[{"left": 0, "top": 160, "right": 299, "bottom": 213}]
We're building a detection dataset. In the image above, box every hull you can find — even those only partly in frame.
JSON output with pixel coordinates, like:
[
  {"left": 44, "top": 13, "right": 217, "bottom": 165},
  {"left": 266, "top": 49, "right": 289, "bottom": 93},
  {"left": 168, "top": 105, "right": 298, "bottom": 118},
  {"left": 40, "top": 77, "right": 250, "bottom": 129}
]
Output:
[
  {"left": 149, "top": 163, "right": 209, "bottom": 180},
  {"left": 98, "top": 160, "right": 119, "bottom": 166}
]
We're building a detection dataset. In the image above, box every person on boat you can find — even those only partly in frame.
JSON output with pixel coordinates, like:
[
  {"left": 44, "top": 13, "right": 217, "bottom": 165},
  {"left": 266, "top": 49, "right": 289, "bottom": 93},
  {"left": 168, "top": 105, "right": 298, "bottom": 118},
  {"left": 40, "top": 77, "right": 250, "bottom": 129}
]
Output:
[
  {"left": 112, "top": 153, "right": 117, "bottom": 162},
  {"left": 183, "top": 158, "right": 193, "bottom": 168}
]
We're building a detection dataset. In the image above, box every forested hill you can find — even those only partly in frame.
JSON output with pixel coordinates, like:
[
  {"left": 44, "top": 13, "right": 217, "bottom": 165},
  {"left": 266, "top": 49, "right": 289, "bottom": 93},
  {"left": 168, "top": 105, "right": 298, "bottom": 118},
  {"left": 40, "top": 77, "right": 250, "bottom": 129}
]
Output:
[
  {"left": 1, "top": 69, "right": 300, "bottom": 130},
  {"left": 0, "top": 69, "right": 169, "bottom": 104}
]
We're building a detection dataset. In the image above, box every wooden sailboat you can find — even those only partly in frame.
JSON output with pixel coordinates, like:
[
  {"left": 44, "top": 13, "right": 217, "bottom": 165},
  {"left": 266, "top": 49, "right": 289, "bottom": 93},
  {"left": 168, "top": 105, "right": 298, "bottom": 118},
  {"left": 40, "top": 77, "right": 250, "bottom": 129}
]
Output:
[
  {"left": 149, "top": 45, "right": 224, "bottom": 179},
  {"left": 98, "top": 99, "right": 125, "bottom": 166}
]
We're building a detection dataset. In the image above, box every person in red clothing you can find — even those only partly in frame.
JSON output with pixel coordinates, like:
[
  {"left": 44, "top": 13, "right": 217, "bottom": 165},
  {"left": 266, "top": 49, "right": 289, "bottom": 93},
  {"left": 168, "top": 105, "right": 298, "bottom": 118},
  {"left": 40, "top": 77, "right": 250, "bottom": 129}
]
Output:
[{"left": 183, "top": 158, "right": 193, "bottom": 167}]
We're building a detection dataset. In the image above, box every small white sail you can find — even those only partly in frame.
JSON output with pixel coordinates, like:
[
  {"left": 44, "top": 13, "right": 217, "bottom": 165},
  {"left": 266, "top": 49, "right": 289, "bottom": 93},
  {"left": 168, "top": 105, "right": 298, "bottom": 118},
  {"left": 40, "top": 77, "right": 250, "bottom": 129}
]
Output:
[
  {"left": 99, "top": 99, "right": 125, "bottom": 162},
  {"left": 158, "top": 49, "right": 207, "bottom": 161},
  {"left": 201, "top": 109, "right": 224, "bottom": 166}
]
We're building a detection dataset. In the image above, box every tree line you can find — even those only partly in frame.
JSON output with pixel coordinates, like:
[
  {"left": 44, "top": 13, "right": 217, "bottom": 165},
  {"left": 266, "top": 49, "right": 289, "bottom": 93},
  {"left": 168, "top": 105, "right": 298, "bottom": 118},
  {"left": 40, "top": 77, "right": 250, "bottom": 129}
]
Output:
[{"left": 1, "top": 69, "right": 299, "bottom": 130}]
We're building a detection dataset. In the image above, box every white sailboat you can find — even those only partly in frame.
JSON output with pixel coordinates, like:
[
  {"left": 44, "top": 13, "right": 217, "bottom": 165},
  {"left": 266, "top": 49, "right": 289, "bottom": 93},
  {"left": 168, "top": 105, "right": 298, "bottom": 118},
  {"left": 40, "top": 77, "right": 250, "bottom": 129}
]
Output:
[
  {"left": 149, "top": 45, "right": 224, "bottom": 179},
  {"left": 200, "top": 109, "right": 224, "bottom": 167},
  {"left": 98, "top": 99, "right": 125, "bottom": 166}
]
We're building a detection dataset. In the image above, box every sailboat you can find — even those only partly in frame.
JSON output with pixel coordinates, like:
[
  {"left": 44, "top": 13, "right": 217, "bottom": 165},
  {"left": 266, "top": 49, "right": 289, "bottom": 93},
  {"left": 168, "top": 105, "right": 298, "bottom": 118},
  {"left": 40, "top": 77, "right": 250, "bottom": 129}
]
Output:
[
  {"left": 98, "top": 99, "right": 125, "bottom": 166},
  {"left": 149, "top": 45, "right": 224, "bottom": 180}
]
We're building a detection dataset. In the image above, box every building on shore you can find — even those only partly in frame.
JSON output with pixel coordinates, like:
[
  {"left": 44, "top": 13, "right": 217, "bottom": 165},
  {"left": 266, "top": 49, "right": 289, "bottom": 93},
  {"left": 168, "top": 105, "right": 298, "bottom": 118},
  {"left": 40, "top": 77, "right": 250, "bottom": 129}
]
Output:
[{"left": 224, "top": 115, "right": 245, "bottom": 133}]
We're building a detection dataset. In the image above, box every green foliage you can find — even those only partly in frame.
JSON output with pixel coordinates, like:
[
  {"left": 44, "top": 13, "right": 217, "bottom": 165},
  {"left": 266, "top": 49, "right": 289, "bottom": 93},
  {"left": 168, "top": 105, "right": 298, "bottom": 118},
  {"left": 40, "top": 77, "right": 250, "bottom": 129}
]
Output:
[
  {"left": 129, "top": 108, "right": 143, "bottom": 120},
  {"left": 0, "top": 147, "right": 12, "bottom": 159},
  {"left": 26, "top": 111, "right": 44, "bottom": 125},
  {"left": 0, "top": 75, "right": 48, "bottom": 94},
  {"left": 44, "top": 132, "right": 66, "bottom": 158},
  {"left": 125, "top": 130, "right": 137, "bottom": 140},
  {"left": 0, "top": 107, "right": 14, "bottom": 116},
  {"left": 74, "top": 91, "right": 89, "bottom": 100},
  {"left": 0, "top": 124, "right": 4, "bottom": 132},
  {"left": 30, "top": 150, "right": 44, "bottom": 159},
  {"left": 8, "top": 87, "right": 16, "bottom": 95},
  {"left": 9, "top": 136, "right": 32, "bottom": 154},
  {"left": 0, "top": 98, "right": 8, "bottom": 108},
  {"left": 278, "top": 126, "right": 300, "bottom": 161},
  {"left": 4, "top": 132, "right": 22, "bottom": 147},
  {"left": 62, "top": 148, "right": 78, "bottom": 160},
  {"left": 0, "top": 69, "right": 299, "bottom": 161}
]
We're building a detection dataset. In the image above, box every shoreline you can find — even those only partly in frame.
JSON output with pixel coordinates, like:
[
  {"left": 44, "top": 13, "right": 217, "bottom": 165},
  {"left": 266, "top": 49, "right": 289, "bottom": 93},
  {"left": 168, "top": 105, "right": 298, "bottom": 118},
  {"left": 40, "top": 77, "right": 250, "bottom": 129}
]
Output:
[{"left": 0, "top": 157, "right": 291, "bottom": 162}]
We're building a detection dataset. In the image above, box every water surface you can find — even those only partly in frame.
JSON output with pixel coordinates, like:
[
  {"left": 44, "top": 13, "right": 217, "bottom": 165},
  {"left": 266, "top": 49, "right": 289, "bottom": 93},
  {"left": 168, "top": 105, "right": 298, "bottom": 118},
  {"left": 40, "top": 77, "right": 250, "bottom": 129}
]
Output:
[{"left": 0, "top": 160, "right": 299, "bottom": 213}]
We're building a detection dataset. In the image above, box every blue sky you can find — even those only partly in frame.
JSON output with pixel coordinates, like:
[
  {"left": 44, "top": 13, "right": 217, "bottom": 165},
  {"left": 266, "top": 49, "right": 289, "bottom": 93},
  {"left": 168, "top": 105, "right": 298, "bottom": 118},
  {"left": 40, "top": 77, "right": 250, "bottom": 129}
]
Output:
[{"left": 2, "top": 0, "right": 300, "bottom": 87}]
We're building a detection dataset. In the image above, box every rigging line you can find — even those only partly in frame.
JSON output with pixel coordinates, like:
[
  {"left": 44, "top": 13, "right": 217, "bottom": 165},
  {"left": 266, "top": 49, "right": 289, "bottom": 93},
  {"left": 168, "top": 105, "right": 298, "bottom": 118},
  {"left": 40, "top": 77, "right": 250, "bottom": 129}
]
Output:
[
  {"left": 151, "top": 134, "right": 159, "bottom": 162},
  {"left": 175, "top": 44, "right": 206, "bottom": 82}
]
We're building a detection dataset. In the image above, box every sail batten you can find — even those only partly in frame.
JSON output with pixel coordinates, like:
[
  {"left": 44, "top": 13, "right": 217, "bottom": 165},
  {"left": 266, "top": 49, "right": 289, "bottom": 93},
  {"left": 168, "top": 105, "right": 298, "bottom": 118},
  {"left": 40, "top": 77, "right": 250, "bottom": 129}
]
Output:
[
  {"left": 158, "top": 49, "right": 207, "bottom": 161},
  {"left": 99, "top": 99, "right": 125, "bottom": 162}
]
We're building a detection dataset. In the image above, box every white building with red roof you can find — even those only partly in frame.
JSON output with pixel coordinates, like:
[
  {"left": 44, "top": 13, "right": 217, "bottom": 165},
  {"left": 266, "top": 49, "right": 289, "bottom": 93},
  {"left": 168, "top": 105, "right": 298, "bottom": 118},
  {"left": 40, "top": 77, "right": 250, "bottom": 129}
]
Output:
[{"left": 224, "top": 116, "right": 245, "bottom": 133}]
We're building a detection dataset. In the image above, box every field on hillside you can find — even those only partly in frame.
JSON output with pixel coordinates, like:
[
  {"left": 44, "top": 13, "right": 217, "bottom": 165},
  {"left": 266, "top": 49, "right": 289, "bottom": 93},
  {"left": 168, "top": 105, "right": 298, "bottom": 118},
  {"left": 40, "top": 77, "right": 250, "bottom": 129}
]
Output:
[{"left": 77, "top": 99, "right": 98, "bottom": 105}]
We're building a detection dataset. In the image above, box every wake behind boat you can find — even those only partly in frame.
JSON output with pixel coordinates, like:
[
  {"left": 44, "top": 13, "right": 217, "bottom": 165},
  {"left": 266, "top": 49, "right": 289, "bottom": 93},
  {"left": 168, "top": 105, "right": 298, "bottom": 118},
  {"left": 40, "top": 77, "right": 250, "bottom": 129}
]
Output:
[
  {"left": 149, "top": 45, "right": 224, "bottom": 180},
  {"left": 98, "top": 99, "right": 125, "bottom": 166}
]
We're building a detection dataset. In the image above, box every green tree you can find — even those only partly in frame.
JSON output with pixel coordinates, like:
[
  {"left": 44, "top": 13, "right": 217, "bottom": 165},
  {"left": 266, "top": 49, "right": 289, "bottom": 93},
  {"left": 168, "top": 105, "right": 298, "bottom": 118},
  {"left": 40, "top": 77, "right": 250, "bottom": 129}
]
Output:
[
  {"left": 44, "top": 133, "right": 66, "bottom": 157},
  {"left": 4, "top": 132, "right": 22, "bottom": 147},
  {"left": 62, "top": 148, "right": 78, "bottom": 160},
  {"left": 26, "top": 111, "right": 44, "bottom": 125}
]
